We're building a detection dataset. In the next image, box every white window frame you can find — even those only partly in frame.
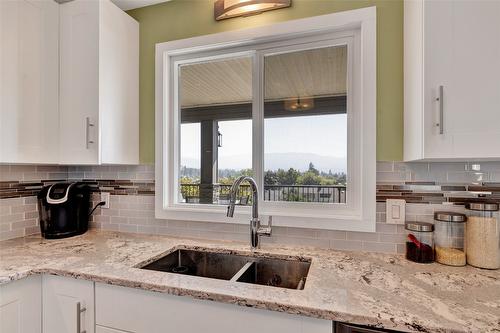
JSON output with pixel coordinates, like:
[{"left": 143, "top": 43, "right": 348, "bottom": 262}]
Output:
[{"left": 155, "top": 7, "right": 376, "bottom": 232}]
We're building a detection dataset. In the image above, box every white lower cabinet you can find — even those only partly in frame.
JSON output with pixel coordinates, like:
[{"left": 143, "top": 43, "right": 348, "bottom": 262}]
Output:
[
  {"left": 0, "top": 276, "right": 41, "bottom": 333},
  {"left": 95, "top": 282, "right": 332, "bottom": 333},
  {"left": 1, "top": 275, "right": 332, "bottom": 333},
  {"left": 42, "top": 275, "right": 95, "bottom": 333}
]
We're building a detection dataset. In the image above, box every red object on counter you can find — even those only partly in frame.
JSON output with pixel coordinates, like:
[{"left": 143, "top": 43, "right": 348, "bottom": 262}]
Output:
[{"left": 407, "top": 234, "right": 422, "bottom": 249}]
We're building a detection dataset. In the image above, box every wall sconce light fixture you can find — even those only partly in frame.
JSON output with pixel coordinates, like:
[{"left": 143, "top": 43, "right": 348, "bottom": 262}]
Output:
[{"left": 214, "top": 0, "right": 292, "bottom": 21}]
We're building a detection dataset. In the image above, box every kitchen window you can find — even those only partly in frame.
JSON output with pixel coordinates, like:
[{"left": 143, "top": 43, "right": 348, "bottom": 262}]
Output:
[{"left": 155, "top": 7, "right": 376, "bottom": 231}]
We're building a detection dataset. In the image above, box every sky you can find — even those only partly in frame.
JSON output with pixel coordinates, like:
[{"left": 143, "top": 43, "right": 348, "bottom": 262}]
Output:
[{"left": 180, "top": 113, "right": 347, "bottom": 172}]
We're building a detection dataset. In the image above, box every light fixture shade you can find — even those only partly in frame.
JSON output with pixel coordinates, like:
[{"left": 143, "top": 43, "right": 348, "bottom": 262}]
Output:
[{"left": 214, "top": 0, "right": 292, "bottom": 21}]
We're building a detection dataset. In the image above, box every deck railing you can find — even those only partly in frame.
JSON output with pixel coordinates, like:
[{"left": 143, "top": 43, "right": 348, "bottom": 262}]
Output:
[{"left": 180, "top": 183, "right": 346, "bottom": 204}]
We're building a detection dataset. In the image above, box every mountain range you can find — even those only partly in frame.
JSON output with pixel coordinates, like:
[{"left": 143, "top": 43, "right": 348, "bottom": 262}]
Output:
[{"left": 182, "top": 152, "right": 346, "bottom": 173}]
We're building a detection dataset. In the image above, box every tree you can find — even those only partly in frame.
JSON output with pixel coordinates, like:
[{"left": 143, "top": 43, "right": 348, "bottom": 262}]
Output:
[
  {"left": 297, "top": 171, "right": 321, "bottom": 185},
  {"left": 264, "top": 170, "right": 278, "bottom": 186},
  {"left": 308, "top": 162, "right": 319, "bottom": 176}
]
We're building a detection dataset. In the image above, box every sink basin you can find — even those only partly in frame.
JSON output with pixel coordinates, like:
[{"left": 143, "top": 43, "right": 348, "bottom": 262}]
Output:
[
  {"left": 140, "top": 248, "right": 310, "bottom": 290},
  {"left": 235, "top": 257, "right": 310, "bottom": 289},
  {"left": 141, "top": 249, "right": 250, "bottom": 280}
]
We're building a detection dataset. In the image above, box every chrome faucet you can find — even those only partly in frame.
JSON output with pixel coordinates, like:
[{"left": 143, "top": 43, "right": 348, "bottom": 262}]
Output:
[{"left": 226, "top": 176, "right": 272, "bottom": 249}]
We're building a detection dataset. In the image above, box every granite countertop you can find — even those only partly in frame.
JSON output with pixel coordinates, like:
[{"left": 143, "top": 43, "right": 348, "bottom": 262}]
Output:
[{"left": 0, "top": 230, "right": 499, "bottom": 333}]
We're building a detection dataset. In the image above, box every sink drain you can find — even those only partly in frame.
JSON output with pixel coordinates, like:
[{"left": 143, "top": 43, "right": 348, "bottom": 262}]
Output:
[{"left": 171, "top": 265, "right": 189, "bottom": 274}]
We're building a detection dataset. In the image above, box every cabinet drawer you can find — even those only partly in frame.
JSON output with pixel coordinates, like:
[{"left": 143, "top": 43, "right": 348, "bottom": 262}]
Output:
[{"left": 96, "top": 283, "right": 331, "bottom": 333}]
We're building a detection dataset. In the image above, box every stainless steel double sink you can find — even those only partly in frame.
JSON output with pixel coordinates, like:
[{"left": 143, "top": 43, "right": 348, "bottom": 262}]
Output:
[{"left": 140, "top": 248, "right": 311, "bottom": 290}]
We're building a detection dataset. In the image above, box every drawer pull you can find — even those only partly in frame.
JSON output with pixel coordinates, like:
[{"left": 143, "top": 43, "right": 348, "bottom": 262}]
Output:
[
  {"left": 76, "top": 301, "right": 87, "bottom": 333},
  {"left": 435, "top": 85, "right": 444, "bottom": 134}
]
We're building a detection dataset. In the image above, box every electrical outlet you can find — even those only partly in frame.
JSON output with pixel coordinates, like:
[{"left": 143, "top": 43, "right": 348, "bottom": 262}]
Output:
[
  {"left": 101, "top": 192, "right": 110, "bottom": 209},
  {"left": 386, "top": 199, "right": 405, "bottom": 224}
]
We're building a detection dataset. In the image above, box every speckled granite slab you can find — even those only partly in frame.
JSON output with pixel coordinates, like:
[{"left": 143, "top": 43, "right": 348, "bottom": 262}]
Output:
[{"left": 0, "top": 230, "right": 499, "bottom": 333}]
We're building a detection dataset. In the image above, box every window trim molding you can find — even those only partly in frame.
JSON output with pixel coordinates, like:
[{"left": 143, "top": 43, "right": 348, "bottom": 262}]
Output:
[{"left": 155, "top": 7, "right": 376, "bottom": 232}]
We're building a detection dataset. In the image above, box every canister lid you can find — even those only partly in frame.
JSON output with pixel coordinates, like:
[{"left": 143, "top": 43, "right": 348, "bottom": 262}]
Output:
[
  {"left": 434, "top": 211, "right": 467, "bottom": 223},
  {"left": 465, "top": 202, "right": 499, "bottom": 211},
  {"left": 405, "top": 221, "right": 434, "bottom": 232}
]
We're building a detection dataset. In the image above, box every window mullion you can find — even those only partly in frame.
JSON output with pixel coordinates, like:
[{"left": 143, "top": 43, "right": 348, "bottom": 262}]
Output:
[{"left": 252, "top": 51, "right": 265, "bottom": 207}]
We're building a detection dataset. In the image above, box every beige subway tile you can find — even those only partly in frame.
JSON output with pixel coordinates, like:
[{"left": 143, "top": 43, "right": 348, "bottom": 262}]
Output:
[
  {"left": 317, "top": 230, "right": 346, "bottom": 240},
  {"left": 1, "top": 213, "right": 24, "bottom": 224},
  {"left": 24, "top": 196, "right": 37, "bottom": 204},
  {"left": 110, "top": 216, "right": 128, "bottom": 224},
  {"left": 286, "top": 227, "right": 317, "bottom": 238},
  {"left": 102, "top": 209, "right": 120, "bottom": 217},
  {"left": 0, "top": 229, "right": 24, "bottom": 241},
  {"left": 376, "top": 212, "right": 386, "bottom": 222},
  {"left": 375, "top": 223, "right": 397, "bottom": 233},
  {"left": 94, "top": 215, "right": 110, "bottom": 223},
  {"left": 24, "top": 211, "right": 39, "bottom": 219},
  {"left": 137, "top": 225, "right": 158, "bottom": 235},
  {"left": 102, "top": 223, "right": 120, "bottom": 231},
  {"left": 12, "top": 204, "right": 36, "bottom": 214},
  {"left": 119, "top": 224, "right": 138, "bottom": 233},
  {"left": 362, "top": 242, "right": 396, "bottom": 253},
  {"left": 331, "top": 239, "right": 363, "bottom": 251},
  {"left": 0, "top": 206, "right": 11, "bottom": 216},
  {"left": 0, "top": 198, "right": 23, "bottom": 207},
  {"left": 346, "top": 231, "right": 378, "bottom": 242},
  {"left": 378, "top": 233, "right": 406, "bottom": 243}
]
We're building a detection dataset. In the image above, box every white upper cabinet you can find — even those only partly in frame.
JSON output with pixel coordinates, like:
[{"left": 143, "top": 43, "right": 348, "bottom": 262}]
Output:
[
  {"left": 59, "top": 0, "right": 139, "bottom": 165},
  {"left": 0, "top": 0, "right": 59, "bottom": 164},
  {"left": 0, "top": 0, "right": 138, "bottom": 165},
  {"left": 404, "top": 0, "right": 500, "bottom": 161}
]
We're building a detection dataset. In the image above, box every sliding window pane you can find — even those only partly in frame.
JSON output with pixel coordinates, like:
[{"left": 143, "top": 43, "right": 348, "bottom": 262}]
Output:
[
  {"left": 178, "top": 56, "right": 253, "bottom": 205},
  {"left": 263, "top": 45, "right": 347, "bottom": 204}
]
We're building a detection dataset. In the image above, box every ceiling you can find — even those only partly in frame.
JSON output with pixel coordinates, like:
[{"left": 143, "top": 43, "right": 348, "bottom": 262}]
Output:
[
  {"left": 111, "top": 0, "right": 171, "bottom": 11},
  {"left": 180, "top": 45, "right": 347, "bottom": 108}
]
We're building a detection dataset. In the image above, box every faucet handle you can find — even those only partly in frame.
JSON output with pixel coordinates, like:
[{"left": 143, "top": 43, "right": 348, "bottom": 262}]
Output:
[{"left": 260, "top": 216, "right": 272, "bottom": 237}]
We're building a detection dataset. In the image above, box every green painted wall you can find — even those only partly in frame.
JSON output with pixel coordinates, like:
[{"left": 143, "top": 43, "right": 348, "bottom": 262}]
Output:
[{"left": 128, "top": 0, "right": 403, "bottom": 164}]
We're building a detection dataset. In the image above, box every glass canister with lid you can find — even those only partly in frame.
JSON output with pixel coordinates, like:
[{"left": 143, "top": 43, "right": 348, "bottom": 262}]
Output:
[
  {"left": 465, "top": 202, "right": 500, "bottom": 269},
  {"left": 405, "top": 222, "right": 434, "bottom": 263},
  {"left": 433, "top": 211, "right": 467, "bottom": 266}
]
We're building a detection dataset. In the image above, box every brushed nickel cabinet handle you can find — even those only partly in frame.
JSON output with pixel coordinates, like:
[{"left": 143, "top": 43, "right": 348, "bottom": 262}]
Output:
[
  {"left": 435, "top": 85, "right": 444, "bottom": 134},
  {"left": 76, "top": 301, "right": 87, "bottom": 333},
  {"left": 86, "top": 117, "right": 95, "bottom": 149}
]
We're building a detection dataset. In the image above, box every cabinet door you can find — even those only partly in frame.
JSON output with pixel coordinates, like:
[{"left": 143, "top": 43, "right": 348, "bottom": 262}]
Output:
[
  {"left": 424, "top": 0, "right": 500, "bottom": 159},
  {"left": 422, "top": 0, "right": 454, "bottom": 158},
  {"left": 0, "top": 0, "right": 59, "bottom": 164},
  {"left": 99, "top": 0, "right": 139, "bottom": 165},
  {"left": 0, "top": 276, "right": 41, "bottom": 333},
  {"left": 445, "top": 0, "right": 500, "bottom": 158},
  {"left": 96, "top": 282, "right": 331, "bottom": 333},
  {"left": 59, "top": 0, "right": 100, "bottom": 164},
  {"left": 43, "top": 275, "right": 94, "bottom": 333}
]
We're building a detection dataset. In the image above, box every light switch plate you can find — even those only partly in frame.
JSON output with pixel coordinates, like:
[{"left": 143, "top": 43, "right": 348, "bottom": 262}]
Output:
[{"left": 386, "top": 199, "right": 405, "bottom": 224}]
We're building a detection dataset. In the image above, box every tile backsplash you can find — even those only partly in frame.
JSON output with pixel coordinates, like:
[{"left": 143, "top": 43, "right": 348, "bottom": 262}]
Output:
[{"left": 1, "top": 161, "right": 499, "bottom": 250}]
